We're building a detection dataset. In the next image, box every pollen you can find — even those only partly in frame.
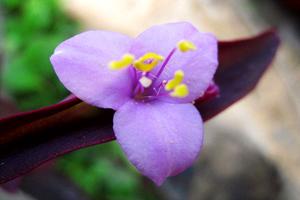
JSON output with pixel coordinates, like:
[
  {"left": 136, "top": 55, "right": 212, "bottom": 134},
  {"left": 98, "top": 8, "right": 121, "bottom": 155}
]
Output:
[
  {"left": 134, "top": 52, "right": 164, "bottom": 72},
  {"left": 165, "top": 70, "right": 184, "bottom": 91},
  {"left": 139, "top": 76, "right": 152, "bottom": 88},
  {"left": 109, "top": 53, "right": 135, "bottom": 70},
  {"left": 177, "top": 40, "right": 196, "bottom": 52},
  {"left": 170, "top": 84, "right": 189, "bottom": 98}
]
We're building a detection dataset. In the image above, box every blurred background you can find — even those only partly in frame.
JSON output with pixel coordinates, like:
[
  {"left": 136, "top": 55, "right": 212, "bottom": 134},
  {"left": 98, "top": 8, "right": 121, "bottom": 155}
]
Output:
[{"left": 0, "top": 0, "right": 300, "bottom": 199}]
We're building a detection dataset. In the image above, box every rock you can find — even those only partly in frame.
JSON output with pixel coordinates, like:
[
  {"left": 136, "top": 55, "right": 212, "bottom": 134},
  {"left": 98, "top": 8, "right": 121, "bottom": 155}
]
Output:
[{"left": 190, "top": 129, "right": 282, "bottom": 200}]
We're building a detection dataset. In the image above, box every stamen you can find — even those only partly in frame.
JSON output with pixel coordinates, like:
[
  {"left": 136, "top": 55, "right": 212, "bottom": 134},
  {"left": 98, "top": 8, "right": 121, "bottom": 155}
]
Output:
[
  {"left": 109, "top": 40, "right": 194, "bottom": 101},
  {"left": 170, "top": 84, "right": 189, "bottom": 98},
  {"left": 165, "top": 70, "right": 184, "bottom": 91},
  {"left": 154, "top": 80, "right": 167, "bottom": 96},
  {"left": 109, "top": 53, "right": 135, "bottom": 70},
  {"left": 155, "top": 48, "right": 176, "bottom": 80},
  {"left": 133, "top": 52, "right": 164, "bottom": 72},
  {"left": 139, "top": 76, "right": 152, "bottom": 88},
  {"left": 177, "top": 40, "right": 196, "bottom": 52}
]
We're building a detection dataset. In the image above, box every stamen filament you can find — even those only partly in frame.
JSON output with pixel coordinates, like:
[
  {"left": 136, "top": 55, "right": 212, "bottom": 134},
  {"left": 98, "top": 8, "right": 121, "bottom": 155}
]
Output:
[
  {"left": 154, "top": 80, "right": 167, "bottom": 96},
  {"left": 133, "top": 83, "right": 144, "bottom": 97},
  {"left": 155, "top": 48, "right": 177, "bottom": 80}
]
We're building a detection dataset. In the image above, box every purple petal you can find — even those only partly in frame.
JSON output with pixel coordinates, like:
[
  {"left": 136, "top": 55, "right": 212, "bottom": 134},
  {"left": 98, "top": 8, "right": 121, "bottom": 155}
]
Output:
[
  {"left": 113, "top": 100, "right": 203, "bottom": 185},
  {"left": 50, "top": 31, "right": 133, "bottom": 110},
  {"left": 130, "top": 22, "right": 218, "bottom": 103}
]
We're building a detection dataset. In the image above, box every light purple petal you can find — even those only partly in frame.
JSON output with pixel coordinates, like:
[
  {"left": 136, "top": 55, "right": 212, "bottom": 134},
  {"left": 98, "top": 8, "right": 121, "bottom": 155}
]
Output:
[
  {"left": 50, "top": 31, "right": 133, "bottom": 110},
  {"left": 130, "top": 22, "right": 218, "bottom": 103},
  {"left": 113, "top": 100, "right": 203, "bottom": 185}
]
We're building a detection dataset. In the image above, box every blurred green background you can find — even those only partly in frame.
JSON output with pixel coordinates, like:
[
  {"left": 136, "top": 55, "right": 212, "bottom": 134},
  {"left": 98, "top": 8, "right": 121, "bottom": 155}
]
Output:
[
  {"left": 2, "top": 0, "right": 75, "bottom": 109},
  {"left": 0, "top": 0, "right": 157, "bottom": 199}
]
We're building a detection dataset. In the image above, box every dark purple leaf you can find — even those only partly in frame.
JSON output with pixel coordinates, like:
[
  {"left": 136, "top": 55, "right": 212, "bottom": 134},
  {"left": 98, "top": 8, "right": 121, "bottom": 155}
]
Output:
[
  {"left": 0, "top": 29, "right": 280, "bottom": 184},
  {"left": 0, "top": 99, "right": 115, "bottom": 184},
  {"left": 0, "top": 96, "right": 81, "bottom": 144},
  {"left": 196, "top": 29, "right": 280, "bottom": 120},
  {"left": 0, "top": 97, "right": 18, "bottom": 118}
]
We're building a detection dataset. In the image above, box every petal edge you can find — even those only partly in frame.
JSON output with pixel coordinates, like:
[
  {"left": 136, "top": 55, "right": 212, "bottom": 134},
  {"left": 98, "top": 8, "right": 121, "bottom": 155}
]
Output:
[
  {"left": 113, "top": 100, "right": 203, "bottom": 185},
  {"left": 50, "top": 30, "right": 134, "bottom": 110}
]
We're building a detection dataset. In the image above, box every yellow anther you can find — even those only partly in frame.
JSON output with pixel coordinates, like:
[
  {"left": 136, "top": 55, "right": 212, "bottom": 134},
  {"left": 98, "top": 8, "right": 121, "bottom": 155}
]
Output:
[
  {"left": 165, "top": 70, "right": 184, "bottom": 91},
  {"left": 170, "top": 84, "right": 189, "bottom": 98},
  {"left": 133, "top": 52, "right": 164, "bottom": 72},
  {"left": 109, "top": 53, "right": 135, "bottom": 70},
  {"left": 177, "top": 40, "right": 196, "bottom": 52}
]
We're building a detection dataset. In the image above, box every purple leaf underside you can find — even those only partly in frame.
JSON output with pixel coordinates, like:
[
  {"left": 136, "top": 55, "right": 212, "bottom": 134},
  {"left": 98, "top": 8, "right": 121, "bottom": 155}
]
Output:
[{"left": 0, "top": 30, "right": 280, "bottom": 184}]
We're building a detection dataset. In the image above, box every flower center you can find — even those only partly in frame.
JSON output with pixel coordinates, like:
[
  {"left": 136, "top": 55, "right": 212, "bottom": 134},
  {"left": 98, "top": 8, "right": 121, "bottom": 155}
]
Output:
[{"left": 109, "top": 40, "right": 196, "bottom": 101}]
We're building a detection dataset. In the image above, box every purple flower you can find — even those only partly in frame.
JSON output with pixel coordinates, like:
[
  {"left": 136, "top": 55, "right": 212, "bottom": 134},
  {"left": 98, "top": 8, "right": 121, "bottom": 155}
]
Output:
[{"left": 50, "top": 22, "right": 218, "bottom": 185}]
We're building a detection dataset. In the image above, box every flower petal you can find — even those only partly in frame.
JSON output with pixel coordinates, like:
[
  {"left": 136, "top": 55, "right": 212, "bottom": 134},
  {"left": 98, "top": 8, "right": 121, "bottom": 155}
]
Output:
[
  {"left": 113, "top": 100, "right": 203, "bottom": 185},
  {"left": 50, "top": 31, "right": 133, "bottom": 110},
  {"left": 130, "top": 22, "right": 218, "bottom": 103}
]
